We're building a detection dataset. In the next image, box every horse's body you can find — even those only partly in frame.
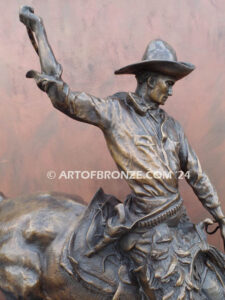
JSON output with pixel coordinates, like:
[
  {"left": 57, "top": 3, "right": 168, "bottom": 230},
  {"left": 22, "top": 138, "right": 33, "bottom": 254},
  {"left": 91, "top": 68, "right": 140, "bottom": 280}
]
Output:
[
  {"left": 1, "top": 192, "right": 225, "bottom": 300},
  {"left": 0, "top": 192, "right": 119, "bottom": 300}
]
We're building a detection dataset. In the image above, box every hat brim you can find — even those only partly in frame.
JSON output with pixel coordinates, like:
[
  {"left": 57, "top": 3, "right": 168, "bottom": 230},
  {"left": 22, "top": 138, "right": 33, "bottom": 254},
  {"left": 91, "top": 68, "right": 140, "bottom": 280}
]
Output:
[{"left": 114, "top": 60, "right": 195, "bottom": 80}]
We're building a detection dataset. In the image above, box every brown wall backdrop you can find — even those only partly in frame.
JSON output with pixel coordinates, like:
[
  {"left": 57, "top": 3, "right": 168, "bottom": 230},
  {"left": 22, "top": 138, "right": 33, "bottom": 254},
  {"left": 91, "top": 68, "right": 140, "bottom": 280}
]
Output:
[{"left": 0, "top": 0, "right": 225, "bottom": 265}]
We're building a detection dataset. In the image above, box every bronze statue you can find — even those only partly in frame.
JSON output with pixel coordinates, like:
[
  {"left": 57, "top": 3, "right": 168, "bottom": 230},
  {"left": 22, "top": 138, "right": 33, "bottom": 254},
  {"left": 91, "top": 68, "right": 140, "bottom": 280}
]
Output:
[{"left": 0, "top": 5, "right": 224, "bottom": 299}]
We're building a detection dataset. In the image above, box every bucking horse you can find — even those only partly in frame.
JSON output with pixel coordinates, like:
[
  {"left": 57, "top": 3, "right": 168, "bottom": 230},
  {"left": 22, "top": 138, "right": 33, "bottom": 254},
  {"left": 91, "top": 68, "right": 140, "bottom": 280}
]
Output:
[{"left": 0, "top": 6, "right": 225, "bottom": 300}]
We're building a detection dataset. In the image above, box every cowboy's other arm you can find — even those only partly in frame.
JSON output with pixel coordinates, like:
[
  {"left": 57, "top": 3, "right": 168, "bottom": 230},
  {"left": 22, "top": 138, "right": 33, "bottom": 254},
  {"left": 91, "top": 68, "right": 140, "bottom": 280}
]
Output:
[{"left": 178, "top": 122, "right": 225, "bottom": 229}]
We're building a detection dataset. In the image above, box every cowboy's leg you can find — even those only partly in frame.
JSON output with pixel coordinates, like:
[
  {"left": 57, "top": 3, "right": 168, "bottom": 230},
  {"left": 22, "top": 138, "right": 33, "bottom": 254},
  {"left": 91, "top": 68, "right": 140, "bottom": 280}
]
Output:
[
  {"left": 130, "top": 250, "right": 157, "bottom": 300},
  {"left": 120, "top": 231, "right": 157, "bottom": 300},
  {"left": 19, "top": 6, "right": 62, "bottom": 77}
]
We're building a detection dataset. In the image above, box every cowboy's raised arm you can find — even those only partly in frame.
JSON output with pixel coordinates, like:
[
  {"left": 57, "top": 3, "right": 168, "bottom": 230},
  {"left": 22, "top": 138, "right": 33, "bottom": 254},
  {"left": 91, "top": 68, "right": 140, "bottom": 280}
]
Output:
[{"left": 19, "top": 6, "right": 112, "bottom": 128}]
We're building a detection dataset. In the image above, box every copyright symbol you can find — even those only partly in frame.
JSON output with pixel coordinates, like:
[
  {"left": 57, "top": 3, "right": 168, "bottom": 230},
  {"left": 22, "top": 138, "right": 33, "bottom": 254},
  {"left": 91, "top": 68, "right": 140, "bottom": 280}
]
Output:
[{"left": 47, "top": 171, "right": 56, "bottom": 180}]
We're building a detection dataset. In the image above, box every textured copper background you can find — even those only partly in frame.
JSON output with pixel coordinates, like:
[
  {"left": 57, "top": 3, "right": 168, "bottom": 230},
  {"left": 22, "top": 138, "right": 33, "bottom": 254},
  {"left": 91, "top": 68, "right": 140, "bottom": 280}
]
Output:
[{"left": 0, "top": 4, "right": 225, "bottom": 292}]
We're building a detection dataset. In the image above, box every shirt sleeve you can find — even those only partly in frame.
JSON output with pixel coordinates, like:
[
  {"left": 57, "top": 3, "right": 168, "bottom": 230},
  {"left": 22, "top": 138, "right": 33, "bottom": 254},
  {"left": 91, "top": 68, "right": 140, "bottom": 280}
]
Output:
[
  {"left": 47, "top": 81, "right": 114, "bottom": 129},
  {"left": 177, "top": 121, "right": 220, "bottom": 210}
]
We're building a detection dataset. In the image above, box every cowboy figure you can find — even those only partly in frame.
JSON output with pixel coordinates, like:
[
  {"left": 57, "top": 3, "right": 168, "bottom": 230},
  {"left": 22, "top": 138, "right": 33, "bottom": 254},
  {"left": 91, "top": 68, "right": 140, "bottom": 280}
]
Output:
[{"left": 20, "top": 6, "right": 225, "bottom": 300}]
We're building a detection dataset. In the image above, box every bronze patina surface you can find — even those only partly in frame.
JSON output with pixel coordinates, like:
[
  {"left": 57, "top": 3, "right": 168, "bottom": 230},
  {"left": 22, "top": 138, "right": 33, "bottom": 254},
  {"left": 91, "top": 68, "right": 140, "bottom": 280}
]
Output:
[{"left": 0, "top": 6, "right": 225, "bottom": 300}]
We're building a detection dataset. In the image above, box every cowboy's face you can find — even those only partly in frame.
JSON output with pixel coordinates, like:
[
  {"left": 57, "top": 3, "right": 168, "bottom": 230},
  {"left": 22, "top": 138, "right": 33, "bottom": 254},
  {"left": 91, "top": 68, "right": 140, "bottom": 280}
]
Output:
[{"left": 147, "top": 75, "right": 175, "bottom": 105}]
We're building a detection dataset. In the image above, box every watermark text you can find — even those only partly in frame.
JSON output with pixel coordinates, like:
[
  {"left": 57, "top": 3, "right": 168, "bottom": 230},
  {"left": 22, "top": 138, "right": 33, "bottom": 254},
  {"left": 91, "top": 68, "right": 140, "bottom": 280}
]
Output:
[{"left": 46, "top": 170, "right": 190, "bottom": 180}]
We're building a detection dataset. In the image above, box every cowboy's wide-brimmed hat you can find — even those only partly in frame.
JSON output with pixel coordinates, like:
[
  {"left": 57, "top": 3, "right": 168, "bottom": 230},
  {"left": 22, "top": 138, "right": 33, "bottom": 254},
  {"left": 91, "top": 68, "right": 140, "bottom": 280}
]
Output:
[{"left": 114, "top": 39, "right": 195, "bottom": 80}]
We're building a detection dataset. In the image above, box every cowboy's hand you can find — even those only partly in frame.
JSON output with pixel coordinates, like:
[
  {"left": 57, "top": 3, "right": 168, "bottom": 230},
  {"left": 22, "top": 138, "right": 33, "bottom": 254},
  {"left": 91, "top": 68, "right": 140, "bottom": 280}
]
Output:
[
  {"left": 26, "top": 70, "right": 63, "bottom": 92},
  {"left": 219, "top": 219, "right": 225, "bottom": 250},
  {"left": 19, "top": 6, "right": 43, "bottom": 32}
]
